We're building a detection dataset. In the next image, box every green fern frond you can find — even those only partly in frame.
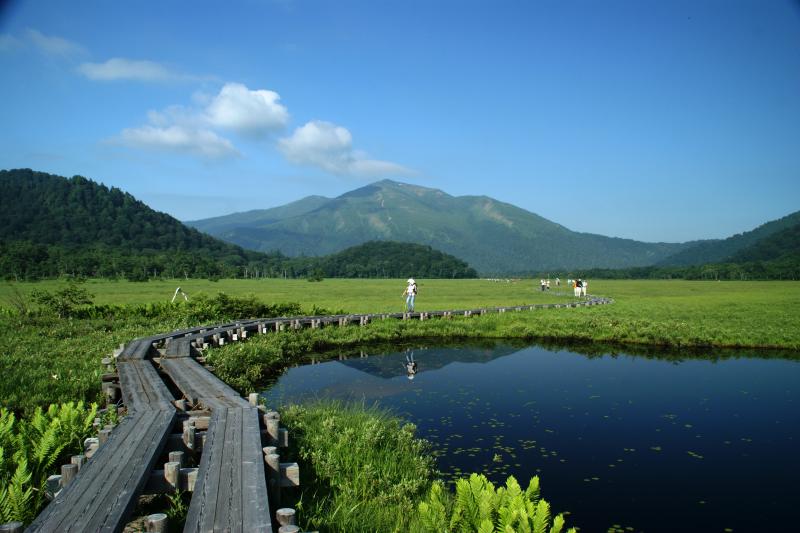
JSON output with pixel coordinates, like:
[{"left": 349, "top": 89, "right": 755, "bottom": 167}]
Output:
[
  {"left": 532, "top": 499, "right": 551, "bottom": 533},
  {"left": 419, "top": 481, "right": 450, "bottom": 532},
  {"left": 549, "top": 513, "right": 566, "bottom": 533},
  {"left": 525, "top": 475, "right": 541, "bottom": 504},
  {"left": 477, "top": 518, "right": 494, "bottom": 533},
  {"left": 0, "top": 409, "right": 17, "bottom": 451},
  {"left": 4, "top": 457, "right": 35, "bottom": 524}
]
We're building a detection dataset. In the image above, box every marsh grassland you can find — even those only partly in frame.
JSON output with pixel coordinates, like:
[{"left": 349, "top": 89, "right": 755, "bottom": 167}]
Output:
[
  {"left": 1, "top": 279, "right": 798, "bottom": 412},
  {"left": 1, "top": 278, "right": 798, "bottom": 530}
]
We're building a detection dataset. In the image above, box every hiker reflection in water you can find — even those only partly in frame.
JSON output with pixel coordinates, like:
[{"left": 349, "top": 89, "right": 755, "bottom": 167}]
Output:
[{"left": 404, "top": 351, "right": 419, "bottom": 380}]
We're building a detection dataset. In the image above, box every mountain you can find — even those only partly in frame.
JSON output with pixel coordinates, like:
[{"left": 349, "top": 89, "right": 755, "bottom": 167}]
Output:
[
  {"left": 187, "top": 179, "right": 692, "bottom": 273},
  {"left": 0, "top": 169, "right": 479, "bottom": 280},
  {"left": 656, "top": 210, "right": 800, "bottom": 267},
  {"left": 0, "top": 168, "right": 287, "bottom": 279},
  {"left": 728, "top": 222, "right": 800, "bottom": 264}
]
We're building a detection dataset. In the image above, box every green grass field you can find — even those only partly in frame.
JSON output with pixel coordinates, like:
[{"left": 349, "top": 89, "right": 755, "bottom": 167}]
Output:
[
  {"left": 0, "top": 277, "right": 573, "bottom": 311},
  {"left": 1, "top": 278, "right": 799, "bottom": 413}
]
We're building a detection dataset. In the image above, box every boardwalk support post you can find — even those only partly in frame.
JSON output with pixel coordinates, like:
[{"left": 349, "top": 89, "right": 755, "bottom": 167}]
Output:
[
  {"left": 276, "top": 508, "right": 296, "bottom": 527},
  {"left": 145, "top": 513, "right": 168, "bottom": 533}
]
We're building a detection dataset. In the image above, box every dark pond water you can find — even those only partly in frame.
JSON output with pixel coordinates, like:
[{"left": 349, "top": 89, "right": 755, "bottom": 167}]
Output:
[{"left": 262, "top": 342, "right": 800, "bottom": 533}]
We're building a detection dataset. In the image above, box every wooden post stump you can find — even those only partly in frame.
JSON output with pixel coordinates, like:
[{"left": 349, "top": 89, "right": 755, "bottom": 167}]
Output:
[
  {"left": 165, "top": 461, "right": 180, "bottom": 491},
  {"left": 145, "top": 513, "right": 168, "bottom": 533},
  {"left": 169, "top": 450, "right": 184, "bottom": 467},
  {"left": 70, "top": 454, "right": 87, "bottom": 471},
  {"left": 276, "top": 508, "right": 296, "bottom": 526},
  {"left": 266, "top": 453, "right": 281, "bottom": 505},
  {"left": 60, "top": 463, "right": 78, "bottom": 487}
]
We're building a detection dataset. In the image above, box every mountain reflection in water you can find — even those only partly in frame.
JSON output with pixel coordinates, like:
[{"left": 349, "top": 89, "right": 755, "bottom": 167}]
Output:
[{"left": 262, "top": 341, "right": 800, "bottom": 533}]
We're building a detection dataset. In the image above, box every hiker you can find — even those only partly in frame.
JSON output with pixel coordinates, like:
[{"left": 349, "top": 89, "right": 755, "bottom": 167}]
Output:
[
  {"left": 405, "top": 351, "right": 418, "bottom": 380},
  {"left": 403, "top": 278, "right": 418, "bottom": 312},
  {"left": 574, "top": 279, "right": 582, "bottom": 298},
  {"left": 540, "top": 279, "right": 546, "bottom": 291},
  {"left": 555, "top": 277, "right": 560, "bottom": 287},
  {"left": 582, "top": 279, "right": 588, "bottom": 297},
  {"left": 546, "top": 279, "right": 551, "bottom": 290}
]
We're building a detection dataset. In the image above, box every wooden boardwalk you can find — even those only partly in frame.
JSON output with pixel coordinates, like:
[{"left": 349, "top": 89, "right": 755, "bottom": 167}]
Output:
[{"left": 25, "top": 296, "right": 611, "bottom": 532}]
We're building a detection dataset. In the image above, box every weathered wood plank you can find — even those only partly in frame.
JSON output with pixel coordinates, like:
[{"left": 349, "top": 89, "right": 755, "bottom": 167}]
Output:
[
  {"left": 184, "top": 409, "right": 226, "bottom": 532},
  {"left": 28, "top": 410, "right": 175, "bottom": 532},
  {"left": 214, "top": 407, "right": 242, "bottom": 532},
  {"left": 242, "top": 408, "right": 271, "bottom": 532},
  {"left": 160, "top": 358, "right": 249, "bottom": 410}
]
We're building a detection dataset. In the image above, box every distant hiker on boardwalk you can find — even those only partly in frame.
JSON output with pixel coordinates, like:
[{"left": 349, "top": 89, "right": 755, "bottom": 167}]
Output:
[
  {"left": 405, "top": 351, "right": 418, "bottom": 380},
  {"left": 403, "top": 278, "right": 418, "bottom": 312},
  {"left": 573, "top": 279, "right": 582, "bottom": 298},
  {"left": 582, "top": 279, "right": 588, "bottom": 297},
  {"left": 540, "top": 279, "right": 546, "bottom": 291},
  {"left": 555, "top": 277, "right": 560, "bottom": 287}
]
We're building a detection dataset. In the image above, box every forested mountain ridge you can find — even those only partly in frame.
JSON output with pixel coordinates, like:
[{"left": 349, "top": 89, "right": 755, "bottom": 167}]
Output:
[
  {"left": 0, "top": 168, "right": 284, "bottom": 279},
  {"left": 0, "top": 169, "right": 478, "bottom": 280},
  {"left": 317, "top": 241, "right": 477, "bottom": 279},
  {"left": 728, "top": 222, "right": 800, "bottom": 264},
  {"left": 187, "top": 179, "right": 694, "bottom": 273},
  {"left": 656, "top": 210, "right": 800, "bottom": 267}
]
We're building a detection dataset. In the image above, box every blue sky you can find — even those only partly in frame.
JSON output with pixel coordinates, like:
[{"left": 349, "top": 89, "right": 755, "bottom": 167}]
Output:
[{"left": 1, "top": 0, "right": 799, "bottom": 243}]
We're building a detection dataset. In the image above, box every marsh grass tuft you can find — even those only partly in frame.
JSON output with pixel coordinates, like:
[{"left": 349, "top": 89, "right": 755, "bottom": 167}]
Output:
[{"left": 280, "top": 401, "right": 435, "bottom": 532}]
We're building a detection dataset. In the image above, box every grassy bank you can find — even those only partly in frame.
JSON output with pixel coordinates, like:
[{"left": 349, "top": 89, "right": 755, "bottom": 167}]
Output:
[
  {"left": 209, "top": 280, "right": 800, "bottom": 390},
  {"left": 278, "top": 401, "right": 576, "bottom": 533},
  {"left": 2, "top": 279, "right": 799, "bottom": 413}
]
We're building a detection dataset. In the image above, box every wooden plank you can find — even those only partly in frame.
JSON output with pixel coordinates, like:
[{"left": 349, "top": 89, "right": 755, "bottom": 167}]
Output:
[
  {"left": 165, "top": 338, "right": 193, "bottom": 358},
  {"left": 160, "top": 358, "right": 249, "bottom": 410},
  {"left": 214, "top": 407, "right": 243, "bottom": 532},
  {"left": 241, "top": 408, "right": 271, "bottom": 531},
  {"left": 29, "top": 410, "right": 175, "bottom": 532},
  {"left": 128, "top": 360, "right": 175, "bottom": 411},
  {"left": 184, "top": 409, "right": 226, "bottom": 532}
]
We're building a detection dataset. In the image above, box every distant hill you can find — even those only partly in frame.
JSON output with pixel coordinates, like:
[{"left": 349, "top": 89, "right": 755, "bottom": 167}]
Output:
[
  {"left": 578, "top": 216, "right": 800, "bottom": 281},
  {"left": 0, "top": 168, "right": 288, "bottom": 279},
  {"left": 316, "top": 241, "right": 477, "bottom": 279},
  {"left": 0, "top": 169, "right": 479, "bottom": 280},
  {"left": 728, "top": 222, "right": 800, "bottom": 264},
  {"left": 187, "top": 179, "right": 692, "bottom": 273},
  {"left": 657, "top": 210, "right": 800, "bottom": 267}
]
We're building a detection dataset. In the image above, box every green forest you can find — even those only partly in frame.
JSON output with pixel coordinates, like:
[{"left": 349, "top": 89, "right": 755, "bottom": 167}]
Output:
[
  {"left": 1, "top": 168, "right": 797, "bottom": 281},
  {"left": 0, "top": 169, "right": 477, "bottom": 280}
]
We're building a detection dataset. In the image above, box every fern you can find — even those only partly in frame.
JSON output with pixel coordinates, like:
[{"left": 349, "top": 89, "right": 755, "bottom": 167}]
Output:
[
  {"left": 0, "top": 402, "right": 98, "bottom": 526},
  {"left": 532, "top": 499, "right": 551, "bottom": 533},
  {"left": 0, "top": 457, "right": 35, "bottom": 524},
  {"left": 417, "top": 474, "right": 575, "bottom": 533},
  {"left": 549, "top": 513, "right": 565, "bottom": 533},
  {"left": 418, "top": 481, "right": 450, "bottom": 532}
]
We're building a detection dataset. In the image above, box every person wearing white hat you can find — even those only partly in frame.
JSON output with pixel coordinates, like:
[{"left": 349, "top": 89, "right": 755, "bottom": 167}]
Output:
[{"left": 402, "top": 278, "right": 418, "bottom": 312}]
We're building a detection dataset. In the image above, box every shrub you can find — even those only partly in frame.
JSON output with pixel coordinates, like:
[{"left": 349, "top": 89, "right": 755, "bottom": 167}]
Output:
[{"left": 30, "top": 281, "right": 93, "bottom": 319}]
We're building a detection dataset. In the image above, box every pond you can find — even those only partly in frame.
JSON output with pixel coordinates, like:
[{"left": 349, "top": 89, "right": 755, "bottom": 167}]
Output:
[{"left": 261, "top": 341, "right": 800, "bottom": 532}]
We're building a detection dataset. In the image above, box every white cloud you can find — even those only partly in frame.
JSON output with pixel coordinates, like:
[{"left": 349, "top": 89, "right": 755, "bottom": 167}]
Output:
[
  {"left": 25, "top": 28, "right": 86, "bottom": 58},
  {"left": 278, "top": 120, "right": 410, "bottom": 177},
  {"left": 119, "top": 124, "right": 239, "bottom": 159},
  {"left": 78, "top": 58, "right": 185, "bottom": 82},
  {"left": 205, "top": 83, "right": 289, "bottom": 137}
]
